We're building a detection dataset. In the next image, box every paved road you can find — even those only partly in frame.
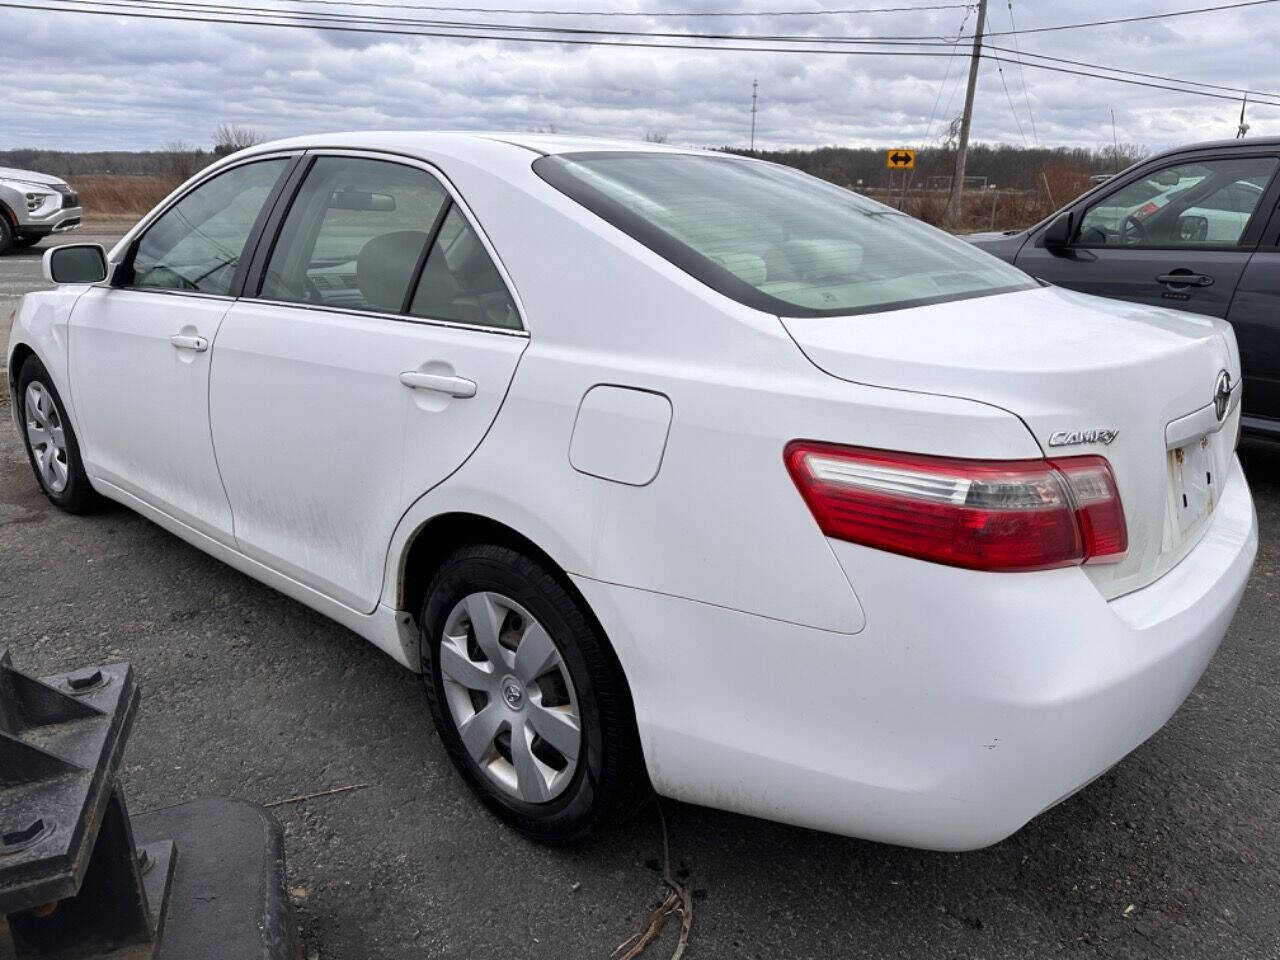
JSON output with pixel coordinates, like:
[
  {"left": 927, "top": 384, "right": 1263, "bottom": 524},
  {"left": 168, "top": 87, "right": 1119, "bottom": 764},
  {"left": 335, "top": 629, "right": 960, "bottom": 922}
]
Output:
[
  {"left": 2, "top": 284, "right": 1278, "bottom": 958},
  {"left": 0, "top": 223, "right": 132, "bottom": 362}
]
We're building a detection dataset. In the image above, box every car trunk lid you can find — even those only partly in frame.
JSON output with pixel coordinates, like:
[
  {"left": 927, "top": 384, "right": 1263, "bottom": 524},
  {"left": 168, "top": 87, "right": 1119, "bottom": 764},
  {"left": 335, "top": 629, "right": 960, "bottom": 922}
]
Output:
[{"left": 780, "top": 285, "right": 1241, "bottom": 599}]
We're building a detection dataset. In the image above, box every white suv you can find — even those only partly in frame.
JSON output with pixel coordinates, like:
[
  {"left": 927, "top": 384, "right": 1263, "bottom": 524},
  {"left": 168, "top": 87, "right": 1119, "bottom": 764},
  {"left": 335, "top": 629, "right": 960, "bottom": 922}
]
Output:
[{"left": 0, "top": 166, "right": 83, "bottom": 254}]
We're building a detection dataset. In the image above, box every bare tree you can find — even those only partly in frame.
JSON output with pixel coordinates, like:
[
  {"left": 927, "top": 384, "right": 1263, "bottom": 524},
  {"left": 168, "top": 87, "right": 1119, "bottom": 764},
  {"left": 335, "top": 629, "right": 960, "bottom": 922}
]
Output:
[
  {"left": 644, "top": 131, "right": 670, "bottom": 144},
  {"left": 213, "top": 123, "right": 264, "bottom": 157},
  {"left": 161, "top": 140, "right": 205, "bottom": 180},
  {"left": 528, "top": 123, "right": 558, "bottom": 135}
]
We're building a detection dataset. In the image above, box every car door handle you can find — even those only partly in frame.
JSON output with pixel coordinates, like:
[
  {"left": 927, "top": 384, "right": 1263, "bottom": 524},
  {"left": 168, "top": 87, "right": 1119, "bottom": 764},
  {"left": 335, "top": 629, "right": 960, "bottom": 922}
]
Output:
[
  {"left": 1156, "top": 272, "right": 1214, "bottom": 288},
  {"left": 399, "top": 371, "right": 477, "bottom": 398},
  {"left": 169, "top": 334, "right": 209, "bottom": 352}
]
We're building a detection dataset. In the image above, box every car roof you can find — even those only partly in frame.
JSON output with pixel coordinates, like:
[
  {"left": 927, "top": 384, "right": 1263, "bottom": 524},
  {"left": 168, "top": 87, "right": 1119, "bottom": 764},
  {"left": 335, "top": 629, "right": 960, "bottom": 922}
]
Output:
[
  {"left": 1152, "top": 135, "right": 1280, "bottom": 157},
  {"left": 240, "top": 130, "right": 707, "bottom": 161}
]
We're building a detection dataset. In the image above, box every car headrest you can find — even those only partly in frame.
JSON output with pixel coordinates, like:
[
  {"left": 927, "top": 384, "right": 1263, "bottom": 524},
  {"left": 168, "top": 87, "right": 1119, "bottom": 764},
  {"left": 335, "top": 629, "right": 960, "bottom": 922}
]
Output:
[
  {"left": 779, "top": 238, "right": 863, "bottom": 281},
  {"left": 356, "top": 231, "right": 429, "bottom": 311}
]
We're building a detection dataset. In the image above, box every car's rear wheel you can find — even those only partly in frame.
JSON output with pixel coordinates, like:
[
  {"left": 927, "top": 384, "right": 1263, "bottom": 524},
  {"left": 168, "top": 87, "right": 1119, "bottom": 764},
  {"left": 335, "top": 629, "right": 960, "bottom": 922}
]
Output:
[
  {"left": 17, "top": 357, "right": 102, "bottom": 513},
  {"left": 420, "top": 543, "right": 648, "bottom": 843}
]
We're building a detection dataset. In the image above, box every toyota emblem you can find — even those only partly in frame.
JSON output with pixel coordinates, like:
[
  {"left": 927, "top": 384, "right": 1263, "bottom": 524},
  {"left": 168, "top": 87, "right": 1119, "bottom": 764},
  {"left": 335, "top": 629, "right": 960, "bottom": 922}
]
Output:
[{"left": 1213, "top": 370, "right": 1232, "bottom": 423}]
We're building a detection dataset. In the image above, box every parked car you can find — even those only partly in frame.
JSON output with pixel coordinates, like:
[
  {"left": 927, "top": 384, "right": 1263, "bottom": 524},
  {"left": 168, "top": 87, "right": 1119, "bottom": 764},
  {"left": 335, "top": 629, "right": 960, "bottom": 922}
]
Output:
[
  {"left": 0, "top": 166, "right": 82, "bottom": 254},
  {"left": 8, "top": 133, "right": 1256, "bottom": 850},
  {"left": 968, "top": 137, "right": 1280, "bottom": 437}
]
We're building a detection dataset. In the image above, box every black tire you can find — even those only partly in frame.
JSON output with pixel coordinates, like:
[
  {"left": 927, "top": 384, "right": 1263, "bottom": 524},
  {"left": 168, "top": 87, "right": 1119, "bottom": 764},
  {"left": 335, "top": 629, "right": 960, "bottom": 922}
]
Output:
[
  {"left": 420, "top": 544, "right": 649, "bottom": 843},
  {"left": 16, "top": 357, "right": 103, "bottom": 513},
  {"left": 0, "top": 217, "right": 13, "bottom": 256},
  {"left": 12, "top": 235, "right": 42, "bottom": 249}
]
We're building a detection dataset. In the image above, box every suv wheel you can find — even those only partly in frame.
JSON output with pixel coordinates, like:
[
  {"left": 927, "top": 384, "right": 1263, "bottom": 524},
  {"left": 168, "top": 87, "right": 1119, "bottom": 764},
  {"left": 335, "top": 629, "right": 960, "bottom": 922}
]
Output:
[
  {"left": 17, "top": 357, "right": 102, "bottom": 513},
  {"left": 13, "top": 235, "right": 42, "bottom": 249},
  {"left": 420, "top": 544, "right": 648, "bottom": 843},
  {"left": 0, "top": 217, "right": 13, "bottom": 255}
]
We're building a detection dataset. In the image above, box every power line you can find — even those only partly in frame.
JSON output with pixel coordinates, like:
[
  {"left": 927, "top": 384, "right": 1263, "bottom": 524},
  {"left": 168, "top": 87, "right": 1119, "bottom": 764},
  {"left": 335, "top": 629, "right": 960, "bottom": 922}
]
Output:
[
  {"left": 979, "top": 0, "right": 1280, "bottom": 38},
  {"left": 39, "top": 0, "right": 981, "bottom": 43},
  {"left": 1004, "top": 0, "right": 1036, "bottom": 143},
  {"left": 9, "top": 0, "right": 1280, "bottom": 107},
  {"left": 921, "top": 5, "right": 970, "bottom": 143},
  {"left": 267, "top": 0, "right": 976, "bottom": 15},
  {"left": 38, "top": 0, "right": 1280, "bottom": 64},
  {"left": 991, "top": 53, "right": 1027, "bottom": 144},
  {"left": 984, "top": 43, "right": 1280, "bottom": 100},
  {"left": 34, "top": 0, "right": 1280, "bottom": 50}
]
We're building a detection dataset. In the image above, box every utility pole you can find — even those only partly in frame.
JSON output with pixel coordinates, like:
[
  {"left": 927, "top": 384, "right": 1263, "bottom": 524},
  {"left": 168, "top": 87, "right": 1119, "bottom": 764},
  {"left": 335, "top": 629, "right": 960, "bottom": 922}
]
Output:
[
  {"left": 944, "top": 0, "right": 987, "bottom": 227},
  {"left": 750, "top": 79, "right": 759, "bottom": 153}
]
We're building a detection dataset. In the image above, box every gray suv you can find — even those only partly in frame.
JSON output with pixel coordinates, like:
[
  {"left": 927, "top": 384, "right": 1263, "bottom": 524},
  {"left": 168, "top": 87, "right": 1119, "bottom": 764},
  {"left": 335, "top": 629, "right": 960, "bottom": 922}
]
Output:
[
  {"left": 0, "top": 166, "right": 83, "bottom": 255},
  {"left": 969, "top": 137, "right": 1280, "bottom": 437}
]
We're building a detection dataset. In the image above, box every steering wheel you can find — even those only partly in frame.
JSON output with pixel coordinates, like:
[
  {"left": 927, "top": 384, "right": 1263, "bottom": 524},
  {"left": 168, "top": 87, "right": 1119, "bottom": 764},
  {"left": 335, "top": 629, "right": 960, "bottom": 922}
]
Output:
[{"left": 1120, "top": 214, "right": 1149, "bottom": 246}]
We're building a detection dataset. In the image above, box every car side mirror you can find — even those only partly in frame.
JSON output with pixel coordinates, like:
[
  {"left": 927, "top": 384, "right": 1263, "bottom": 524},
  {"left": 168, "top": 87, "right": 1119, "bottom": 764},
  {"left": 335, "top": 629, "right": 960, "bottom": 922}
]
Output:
[
  {"left": 43, "top": 243, "right": 108, "bottom": 284},
  {"left": 1042, "top": 212, "right": 1075, "bottom": 251}
]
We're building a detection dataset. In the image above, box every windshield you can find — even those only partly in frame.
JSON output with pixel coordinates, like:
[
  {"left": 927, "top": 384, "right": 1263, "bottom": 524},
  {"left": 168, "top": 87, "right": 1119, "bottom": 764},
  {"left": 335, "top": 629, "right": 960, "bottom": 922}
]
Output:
[{"left": 534, "top": 152, "right": 1037, "bottom": 318}]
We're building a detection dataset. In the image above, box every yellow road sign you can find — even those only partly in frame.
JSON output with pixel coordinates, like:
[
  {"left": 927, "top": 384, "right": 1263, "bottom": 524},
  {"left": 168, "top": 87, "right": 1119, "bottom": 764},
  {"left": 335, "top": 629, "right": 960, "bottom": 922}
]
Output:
[{"left": 886, "top": 148, "right": 916, "bottom": 170}]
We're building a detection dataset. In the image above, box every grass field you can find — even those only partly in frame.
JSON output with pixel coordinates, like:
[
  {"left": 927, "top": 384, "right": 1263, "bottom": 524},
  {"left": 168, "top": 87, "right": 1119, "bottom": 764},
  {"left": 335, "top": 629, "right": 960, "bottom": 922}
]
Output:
[{"left": 70, "top": 175, "right": 180, "bottom": 216}]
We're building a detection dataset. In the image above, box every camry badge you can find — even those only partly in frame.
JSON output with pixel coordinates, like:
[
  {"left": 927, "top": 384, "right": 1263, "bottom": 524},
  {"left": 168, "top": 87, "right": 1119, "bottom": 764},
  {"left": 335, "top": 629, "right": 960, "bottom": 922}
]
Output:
[
  {"left": 1214, "top": 370, "right": 1232, "bottom": 422},
  {"left": 1047, "top": 428, "right": 1119, "bottom": 447}
]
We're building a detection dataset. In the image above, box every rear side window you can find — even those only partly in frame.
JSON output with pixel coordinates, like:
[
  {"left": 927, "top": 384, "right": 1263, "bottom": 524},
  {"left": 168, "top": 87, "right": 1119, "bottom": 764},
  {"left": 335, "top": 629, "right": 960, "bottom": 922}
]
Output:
[
  {"left": 408, "top": 206, "right": 520, "bottom": 330},
  {"left": 260, "top": 156, "right": 448, "bottom": 313},
  {"left": 130, "top": 158, "right": 288, "bottom": 295},
  {"left": 534, "top": 152, "right": 1036, "bottom": 318}
]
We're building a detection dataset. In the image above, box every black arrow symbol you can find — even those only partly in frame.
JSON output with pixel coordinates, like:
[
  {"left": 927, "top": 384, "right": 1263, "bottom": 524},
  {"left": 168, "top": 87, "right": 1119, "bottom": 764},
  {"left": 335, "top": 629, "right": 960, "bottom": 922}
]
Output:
[{"left": 890, "top": 151, "right": 912, "bottom": 166}]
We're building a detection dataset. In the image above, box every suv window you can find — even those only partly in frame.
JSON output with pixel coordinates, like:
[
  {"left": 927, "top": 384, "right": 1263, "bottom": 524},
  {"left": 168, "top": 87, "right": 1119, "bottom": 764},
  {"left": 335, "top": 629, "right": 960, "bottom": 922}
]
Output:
[
  {"left": 130, "top": 158, "right": 289, "bottom": 295},
  {"left": 535, "top": 152, "right": 1036, "bottom": 318},
  {"left": 1075, "top": 156, "right": 1277, "bottom": 247},
  {"left": 408, "top": 206, "right": 520, "bottom": 329},
  {"left": 260, "top": 156, "right": 448, "bottom": 313}
]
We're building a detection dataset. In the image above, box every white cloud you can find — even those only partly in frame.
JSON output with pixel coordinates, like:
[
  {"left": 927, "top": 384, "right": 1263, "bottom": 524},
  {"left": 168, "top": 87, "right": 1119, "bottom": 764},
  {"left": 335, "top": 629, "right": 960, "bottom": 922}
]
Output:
[{"left": 2, "top": 0, "right": 1278, "bottom": 151}]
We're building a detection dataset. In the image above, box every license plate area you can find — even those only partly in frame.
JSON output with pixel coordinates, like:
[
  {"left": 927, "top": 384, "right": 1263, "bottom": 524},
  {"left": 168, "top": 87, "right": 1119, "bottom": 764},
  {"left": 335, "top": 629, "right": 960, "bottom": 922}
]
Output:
[{"left": 1167, "top": 434, "right": 1217, "bottom": 544}]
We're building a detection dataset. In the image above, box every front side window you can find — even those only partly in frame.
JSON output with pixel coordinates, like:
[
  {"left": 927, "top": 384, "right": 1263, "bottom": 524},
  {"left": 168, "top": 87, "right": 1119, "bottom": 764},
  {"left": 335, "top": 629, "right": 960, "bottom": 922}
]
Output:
[
  {"left": 1075, "top": 156, "right": 1277, "bottom": 247},
  {"left": 260, "top": 156, "right": 448, "bottom": 313},
  {"left": 534, "top": 152, "right": 1037, "bottom": 318},
  {"left": 130, "top": 158, "right": 289, "bottom": 295}
]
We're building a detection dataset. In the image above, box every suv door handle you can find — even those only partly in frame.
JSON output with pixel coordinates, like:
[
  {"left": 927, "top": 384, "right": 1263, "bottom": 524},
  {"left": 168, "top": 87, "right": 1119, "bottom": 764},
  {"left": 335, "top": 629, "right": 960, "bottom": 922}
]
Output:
[
  {"left": 1156, "top": 271, "right": 1214, "bottom": 288},
  {"left": 170, "top": 333, "right": 209, "bottom": 352},
  {"left": 399, "top": 370, "right": 477, "bottom": 398}
]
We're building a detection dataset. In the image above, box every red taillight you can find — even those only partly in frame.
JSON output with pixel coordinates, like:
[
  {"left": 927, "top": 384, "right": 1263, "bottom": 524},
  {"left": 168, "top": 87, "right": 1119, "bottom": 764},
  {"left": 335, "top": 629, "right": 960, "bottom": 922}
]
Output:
[{"left": 784, "top": 442, "right": 1127, "bottom": 572}]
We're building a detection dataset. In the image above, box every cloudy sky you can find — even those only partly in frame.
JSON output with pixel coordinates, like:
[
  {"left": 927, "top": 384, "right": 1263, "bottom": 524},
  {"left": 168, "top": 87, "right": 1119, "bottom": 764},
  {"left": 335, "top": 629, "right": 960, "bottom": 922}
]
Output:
[{"left": 4, "top": 0, "right": 1280, "bottom": 152}]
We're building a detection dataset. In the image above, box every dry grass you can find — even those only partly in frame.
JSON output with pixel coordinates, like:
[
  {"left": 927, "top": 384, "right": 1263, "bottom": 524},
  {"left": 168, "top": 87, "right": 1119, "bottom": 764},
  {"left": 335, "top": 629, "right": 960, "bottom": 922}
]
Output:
[
  {"left": 68, "top": 175, "right": 180, "bottom": 216},
  {"left": 63, "top": 167, "right": 1093, "bottom": 233}
]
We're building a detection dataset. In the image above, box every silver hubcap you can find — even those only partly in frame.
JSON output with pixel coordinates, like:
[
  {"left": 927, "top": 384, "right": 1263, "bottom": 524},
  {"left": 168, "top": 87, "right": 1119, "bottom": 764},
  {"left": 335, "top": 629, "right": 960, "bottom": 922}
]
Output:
[
  {"left": 440, "top": 592, "right": 582, "bottom": 803},
  {"left": 24, "top": 382, "right": 68, "bottom": 494}
]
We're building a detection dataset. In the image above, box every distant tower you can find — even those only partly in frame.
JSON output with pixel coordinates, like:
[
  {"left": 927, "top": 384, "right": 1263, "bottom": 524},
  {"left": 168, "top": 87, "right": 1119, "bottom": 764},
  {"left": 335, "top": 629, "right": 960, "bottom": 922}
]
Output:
[{"left": 750, "top": 79, "right": 759, "bottom": 153}]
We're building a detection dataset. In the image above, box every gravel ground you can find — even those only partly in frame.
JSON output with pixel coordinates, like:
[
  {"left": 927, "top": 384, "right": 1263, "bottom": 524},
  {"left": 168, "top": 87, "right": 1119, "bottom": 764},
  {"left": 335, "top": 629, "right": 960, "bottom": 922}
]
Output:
[{"left": 2, "top": 265, "right": 1278, "bottom": 958}]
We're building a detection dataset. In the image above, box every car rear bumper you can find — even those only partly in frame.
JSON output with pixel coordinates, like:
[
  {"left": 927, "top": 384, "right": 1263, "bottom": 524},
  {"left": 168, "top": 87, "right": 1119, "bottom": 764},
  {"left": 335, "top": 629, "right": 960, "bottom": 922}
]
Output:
[{"left": 573, "top": 456, "right": 1257, "bottom": 850}]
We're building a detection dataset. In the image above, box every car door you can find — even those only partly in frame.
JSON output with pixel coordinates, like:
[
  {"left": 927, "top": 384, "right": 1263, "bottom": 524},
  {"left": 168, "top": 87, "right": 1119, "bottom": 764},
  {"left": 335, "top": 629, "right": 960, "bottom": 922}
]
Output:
[
  {"left": 1015, "top": 153, "right": 1280, "bottom": 319},
  {"left": 67, "top": 155, "right": 295, "bottom": 543},
  {"left": 1226, "top": 199, "right": 1280, "bottom": 425},
  {"left": 209, "top": 152, "right": 527, "bottom": 612}
]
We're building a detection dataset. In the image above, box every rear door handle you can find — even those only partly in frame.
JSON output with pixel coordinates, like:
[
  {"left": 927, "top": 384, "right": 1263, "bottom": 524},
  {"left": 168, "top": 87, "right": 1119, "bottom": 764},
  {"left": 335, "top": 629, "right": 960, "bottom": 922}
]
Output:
[
  {"left": 399, "top": 371, "right": 477, "bottom": 398},
  {"left": 1156, "top": 272, "right": 1214, "bottom": 288},
  {"left": 170, "top": 333, "right": 209, "bottom": 352}
]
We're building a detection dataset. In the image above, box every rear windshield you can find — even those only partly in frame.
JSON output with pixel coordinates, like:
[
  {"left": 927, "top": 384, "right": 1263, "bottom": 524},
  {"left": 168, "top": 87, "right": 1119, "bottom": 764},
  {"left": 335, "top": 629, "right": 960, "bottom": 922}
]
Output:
[{"left": 534, "top": 152, "right": 1037, "bottom": 318}]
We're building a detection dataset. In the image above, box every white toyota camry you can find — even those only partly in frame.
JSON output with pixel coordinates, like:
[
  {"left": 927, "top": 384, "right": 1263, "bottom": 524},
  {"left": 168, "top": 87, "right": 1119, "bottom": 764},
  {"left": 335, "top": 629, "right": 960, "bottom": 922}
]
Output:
[{"left": 7, "top": 133, "right": 1257, "bottom": 850}]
